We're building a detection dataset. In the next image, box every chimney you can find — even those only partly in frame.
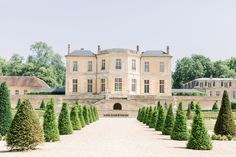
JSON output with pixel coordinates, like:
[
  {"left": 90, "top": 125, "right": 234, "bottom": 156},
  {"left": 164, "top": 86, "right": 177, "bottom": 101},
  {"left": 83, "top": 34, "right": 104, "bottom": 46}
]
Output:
[
  {"left": 166, "top": 45, "right": 169, "bottom": 54},
  {"left": 136, "top": 45, "right": 139, "bottom": 52},
  {"left": 97, "top": 45, "right": 101, "bottom": 52},
  {"left": 67, "top": 44, "right": 70, "bottom": 54},
  {"left": 80, "top": 48, "right": 84, "bottom": 50}
]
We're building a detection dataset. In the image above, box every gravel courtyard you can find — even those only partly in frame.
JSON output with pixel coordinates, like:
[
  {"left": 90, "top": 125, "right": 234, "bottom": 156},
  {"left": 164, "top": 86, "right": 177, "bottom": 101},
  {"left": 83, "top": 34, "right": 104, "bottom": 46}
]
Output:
[{"left": 0, "top": 118, "right": 235, "bottom": 157}]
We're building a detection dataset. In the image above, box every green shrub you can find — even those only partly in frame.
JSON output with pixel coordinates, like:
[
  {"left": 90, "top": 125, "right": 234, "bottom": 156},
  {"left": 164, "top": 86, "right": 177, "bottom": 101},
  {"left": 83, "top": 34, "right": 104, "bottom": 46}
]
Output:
[
  {"left": 212, "top": 101, "right": 219, "bottom": 111},
  {"left": 190, "top": 101, "right": 195, "bottom": 111},
  {"left": 142, "top": 107, "right": 148, "bottom": 124},
  {"left": 171, "top": 102, "right": 188, "bottom": 140},
  {"left": 93, "top": 106, "right": 99, "bottom": 120},
  {"left": 187, "top": 104, "right": 212, "bottom": 150},
  {"left": 88, "top": 106, "right": 94, "bottom": 123},
  {"left": 162, "top": 104, "right": 174, "bottom": 135},
  {"left": 147, "top": 106, "right": 153, "bottom": 126},
  {"left": 16, "top": 99, "right": 21, "bottom": 109},
  {"left": 0, "top": 82, "right": 13, "bottom": 136},
  {"left": 155, "top": 105, "right": 165, "bottom": 131},
  {"left": 214, "top": 91, "right": 236, "bottom": 136},
  {"left": 58, "top": 102, "right": 73, "bottom": 135},
  {"left": 70, "top": 105, "right": 82, "bottom": 130},
  {"left": 77, "top": 105, "right": 86, "bottom": 128},
  {"left": 137, "top": 108, "right": 141, "bottom": 121},
  {"left": 186, "top": 104, "right": 193, "bottom": 120},
  {"left": 149, "top": 109, "right": 158, "bottom": 128},
  {"left": 83, "top": 106, "right": 90, "bottom": 125},
  {"left": 40, "top": 100, "right": 46, "bottom": 110},
  {"left": 231, "top": 102, "right": 236, "bottom": 110},
  {"left": 7, "top": 99, "right": 44, "bottom": 151},
  {"left": 43, "top": 99, "right": 60, "bottom": 142}
]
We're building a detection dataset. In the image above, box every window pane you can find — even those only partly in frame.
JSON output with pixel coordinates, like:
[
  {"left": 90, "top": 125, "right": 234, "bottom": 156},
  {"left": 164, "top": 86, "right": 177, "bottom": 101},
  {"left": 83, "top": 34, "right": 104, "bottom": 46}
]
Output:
[
  {"left": 116, "top": 59, "right": 121, "bottom": 69},
  {"left": 72, "top": 79, "right": 78, "bottom": 93},
  {"left": 160, "top": 80, "right": 165, "bottom": 93},
  {"left": 132, "top": 59, "right": 136, "bottom": 70},
  {"left": 88, "top": 79, "right": 93, "bottom": 92},
  {"left": 73, "top": 61, "right": 78, "bottom": 72},
  {"left": 144, "top": 62, "right": 149, "bottom": 72},
  {"left": 132, "top": 79, "right": 136, "bottom": 92},
  {"left": 144, "top": 80, "right": 149, "bottom": 93},
  {"left": 101, "top": 79, "right": 105, "bottom": 92},
  {"left": 88, "top": 61, "right": 92, "bottom": 72},
  {"left": 101, "top": 59, "right": 105, "bottom": 70},
  {"left": 160, "top": 62, "right": 165, "bottom": 72},
  {"left": 115, "top": 78, "right": 122, "bottom": 91}
]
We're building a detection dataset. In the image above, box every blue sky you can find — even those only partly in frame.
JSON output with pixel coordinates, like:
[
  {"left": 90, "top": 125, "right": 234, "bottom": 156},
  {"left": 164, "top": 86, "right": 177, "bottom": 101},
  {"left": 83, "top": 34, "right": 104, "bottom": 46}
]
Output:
[{"left": 0, "top": 0, "right": 236, "bottom": 67}]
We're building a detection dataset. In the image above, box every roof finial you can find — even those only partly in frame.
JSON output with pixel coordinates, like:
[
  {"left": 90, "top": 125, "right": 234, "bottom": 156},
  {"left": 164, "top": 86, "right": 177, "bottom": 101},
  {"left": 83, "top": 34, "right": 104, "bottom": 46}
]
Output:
[
  {"left": 166, "top": 45, "right": 169, "bottom": 54},
  {"left": 136, "top": 45, "right": 139, "bottom": 52},
  {"left": 98, "top": 45, "right": 101, "bottom": 52},
  {"left": 67, "top": 44, "right": 70, "bottom": 54}
]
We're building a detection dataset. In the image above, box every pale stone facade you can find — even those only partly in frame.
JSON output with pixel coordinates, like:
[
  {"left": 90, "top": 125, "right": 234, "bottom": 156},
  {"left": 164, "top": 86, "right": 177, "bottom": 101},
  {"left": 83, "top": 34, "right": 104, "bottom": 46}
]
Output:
[
  {"left": 184, "top": 78, "right": 236, "bottom": 100},
  {"left": 65, "top": 46, "right": 172, "bottom": 98}
]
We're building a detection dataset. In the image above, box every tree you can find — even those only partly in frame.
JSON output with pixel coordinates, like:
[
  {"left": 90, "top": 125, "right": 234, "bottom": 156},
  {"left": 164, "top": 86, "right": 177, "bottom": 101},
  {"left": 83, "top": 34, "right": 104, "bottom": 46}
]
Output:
[
  {"left": 77, "top": 104, "right": 86, "bottom": 128},
  {"left": 83, "top": 106, "right": 90, "bottom": 125},
  {"left": 187, "top": 104, "right": 212, "bottom": 150},
  {"left": 142, "top": 107, "right": 148, "bottom": 124},
  {"left": 155, "top": 105, "right": 165, "bottom": 131},
  {"left": 139, "top": 107, "right": 145, "bottom": 122},
  {"left": 147, "top": 106, "right": 153, "bottom": 126},
  {"left": 162, "top": 104, "right": 174, "bottom": 135},
  {"left": 137, "top": 108, "right": 141, "bottom": 121},
  {"left": 88, "top": 106, "right": 94, "bottom": 123},
  {"left": 6, "top": 99, "right": 44, "bottom": 151},
  {"left": 190, "top": 101, "right": 195, "bottom": 111},
  {"left": 149, "top": 109, "right": 158, "bottom": 128},
  {"left": 43, "top": 99, "right": 60, "bottom": 142},
  {"left": 40, "top": 100, "right": 46, "bottom": 110},
  {"left": 212, "top": 101, "right": 219, "bottom": 111},
  {"left": 70, "top": 105, "right": 82, "bottom": 130},
  {"left": 58, "top": 102, "right": 73, "bottom": 135},
  {"left": 214, "top": 91, "right": 236, "bottom": 136},
  {"left": 186, "top": 104, "right": 193, "bottom": 120},
  {"left": 171, "top": 102, "right": 188, "bottom": 140},
  {"left": 213, "top": 61, "right": 235, "bottom": 78},
  {"left": 0, "top": 82, "right": 13, "bottom": 136},
  {"left": 16, "top": 99, "right": 21, "bottom": 109}
]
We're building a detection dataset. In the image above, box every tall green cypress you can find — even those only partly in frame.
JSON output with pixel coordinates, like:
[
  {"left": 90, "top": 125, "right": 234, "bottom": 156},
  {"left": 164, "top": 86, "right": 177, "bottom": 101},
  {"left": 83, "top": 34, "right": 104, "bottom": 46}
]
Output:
[
  {"left": 142, "top": 107, "right": 148, "bottom": 124},
  {"left": 171, "top": 102, "right": 188, "bottom": 140},
  {"left": 140, "top": 107, "right": 145, "bottom": 122},
  {"left": 155, "top": 105, "right": 165, "bottom": 131},
  {"left": 214, "top": 91, "right": 236, "bottom": 136},
  {"left": 137, "top": 108, "right": 141, "bottom": 121},
  {"left": 94, "top": 106, "right": 99, "bottom": 120},
  {"left": 162, "top": 103, "right": 174, "bottom": 135},
  {"left": 43, "top": 99, "right": 60, "bottom": 142},
  {"left": 70, "top": 105, "right": 82, "bottom": 130},
  {"left": 149, "top": 109, "right": 158, "bottom": 128},
  {"left": 212, "top": 101, "right": 219, "bottom": 111},
  {"left": 58, "top": 102, "right": 73, "bottom": 135},
  {"left": 77, "top": 105, "right": 86, "bottom": 128},
  {"left": 0, "top": 82, "right": 13, "bottom": 136},
  {"left": 83, "top": 105, "right": 90, "bottom": 125},
  {"left": 147, "top": 106, "right": 153, "bottom": 126},
  {"left": 187, "top": 104, "right": 212, "bottom": 150},
  {"left": 16, "top": 99, "right": 21, "bottom": 109}
]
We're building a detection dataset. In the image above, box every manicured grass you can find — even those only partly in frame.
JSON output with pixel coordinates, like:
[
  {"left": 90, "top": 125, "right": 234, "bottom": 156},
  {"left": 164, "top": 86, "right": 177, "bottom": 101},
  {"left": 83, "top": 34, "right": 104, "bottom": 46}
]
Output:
[{"left": 201, "top": 111, "right": 236, "bottom": 120}]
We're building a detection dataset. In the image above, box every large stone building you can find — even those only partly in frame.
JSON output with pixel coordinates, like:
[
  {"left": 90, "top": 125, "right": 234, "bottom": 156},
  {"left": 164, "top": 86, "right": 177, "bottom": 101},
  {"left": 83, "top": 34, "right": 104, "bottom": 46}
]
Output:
[{"left": 184, "top": 77, "right": 236, "bottom": 100}]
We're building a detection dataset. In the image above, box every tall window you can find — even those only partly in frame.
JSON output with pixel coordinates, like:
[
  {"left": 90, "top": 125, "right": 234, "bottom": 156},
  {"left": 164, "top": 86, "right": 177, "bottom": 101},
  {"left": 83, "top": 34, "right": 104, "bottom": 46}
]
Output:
[
  {"left": 132, "top": 59, "right": 136, "bottom": 70},
  {"left": 115, "top": 78, "right": 122, "bottom": 91},
  {"left": 88, "top": 61, "right": 92, "bottom": 72},
  {"left": 144, "top": 80, "right": 149, "bottom": 93},
  {"left": 144, "top": 62, "right": 149, "bottom": 72},
  {"left": 101, "top": 79, "right": 105, "bottom": 92},
  {"left": 15, "top": 90, "right": 19, "bottom": 95},
  {"left": 88, "top": 79, "right": 93, "bottom": 93},
  {"left": 101, "top": 59, "right": 105, "bottom": 70},
  {"left": 213, "top": 81, "right": 216, "bottom": 87},
  {"left": 160, "top": 62, "right": 165, "bottom": 72},
  {"left": 72, "top": 79, "right": 78, "bottom": 93},
  {"left": 131, "top": 79, "right": 136, "bottom": 92},
  {"left": 73, "top": 61, "right": 78, "bottom": 72},
  {"left": 221, "top": 81, "right": 224, "bottom": 87},
  {"left": 229, "top": 82, "right": 232, "bottom": 87},
  {"left": 160, "top": 80, "right": 165, "bottom": 93},
  {"left": 116, "top": 59, "right": 121, "bottom": 69}
]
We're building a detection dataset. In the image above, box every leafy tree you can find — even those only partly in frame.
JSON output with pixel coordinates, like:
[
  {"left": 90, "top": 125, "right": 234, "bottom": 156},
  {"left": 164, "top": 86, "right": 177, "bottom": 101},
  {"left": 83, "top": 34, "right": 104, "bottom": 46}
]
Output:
[
  {"left": 171, "top": 102, "right": 188, "bottom": 140},
  {"left": 186, "top": 104, "right": 193, "bottom": 120},
  {"left": 214, "top": 91, "right": 236, "bottom": 136},
  {"left": 213, "top": 61, "right": 235, "bottom": 78},
  {"left": 83, "top": 106, "right": 90, "bottom": 125},
  {"left": 0, "top": 57, "right": 6, "bottom": 75},
  {"left": 58, "top": 102, "right": 73, "bottom": 135},
  {"left": 149, "top": 109, "right": 158, "bottom": 128},
  {"left": 155, "top": 105, "right": 165, "bottom": 131},
  {"left": 187, "top": 104, "right": 212, "bottom": 150},
  {"left": 16, "top": 99, "right": 21, "bottom": 109},
  {"left": 40, "top": 100, "right": 46, "bottom": 110},
  {"left": 70, "top": 105, "right": 82, "bottom": 130},
  {"left": 43, "top": 99, "right": 60, "bottom": 142},
  {"left": 0, "top": 82, "right": 13, "bottom": 136},
  {"left": 227, "top": 57, "right": 236, "bottom": 72},
  {"left": 7, "top": 99, "right": 44, "bottom": 151},
  {"left": 212, "top": 101, "right": 219, "bottom": 111},
  {"left": 162, "top": 104, "right": 174, "bottom": 135}
]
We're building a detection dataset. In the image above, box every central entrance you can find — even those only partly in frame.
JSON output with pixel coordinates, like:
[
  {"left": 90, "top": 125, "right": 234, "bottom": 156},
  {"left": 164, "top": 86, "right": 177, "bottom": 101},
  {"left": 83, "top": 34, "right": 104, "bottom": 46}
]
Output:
[{"left": 113, "top": 103, "right": 122, "bottom": 110}]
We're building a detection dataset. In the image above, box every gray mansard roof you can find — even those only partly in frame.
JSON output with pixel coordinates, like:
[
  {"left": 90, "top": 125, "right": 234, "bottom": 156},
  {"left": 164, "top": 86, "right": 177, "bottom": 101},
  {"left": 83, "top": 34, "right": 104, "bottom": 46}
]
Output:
[
  {"left": 65, "top": 49, "right": 96, "bottom": 57},
  {"left": 141, "top": 50, "right": 170, "bottom": 57},
  {"left": 99, "top": 48, "right": 137, "bottom": 54}
]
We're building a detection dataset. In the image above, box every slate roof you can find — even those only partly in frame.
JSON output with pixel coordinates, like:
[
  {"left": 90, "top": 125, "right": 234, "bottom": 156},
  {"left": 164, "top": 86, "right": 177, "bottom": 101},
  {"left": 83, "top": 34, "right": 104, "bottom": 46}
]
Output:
[
  {"left": 141, "top": 50, "right": 170, "bottom": 57},
  {"left": 99, "top": 48, "right": 137, "bottom": 54},
  {"left": 65, "top": 49, "right": 96, "bottom": 57},
  {"left": 172, "top": 89, "right": 203, "bottom": 93}
]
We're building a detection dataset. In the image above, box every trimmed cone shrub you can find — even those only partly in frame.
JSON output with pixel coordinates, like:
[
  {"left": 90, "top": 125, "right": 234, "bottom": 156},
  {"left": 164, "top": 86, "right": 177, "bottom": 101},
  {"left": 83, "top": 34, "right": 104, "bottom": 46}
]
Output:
[
  {"left": 90, "top": 106, "right": 96, "bottom": 122},
  {"left": 155, "top": 105, "right": 165, "bottom": 131},
  {"left": 78, "top": 105, "right": 86, "bottom": 128},
  {"left": 147, "top": 107, "right": 153, "bottom": 126},
  {"left": 212, "top": 101, "right": 219, "bottom": 111},
  {"left": 214, "top": 91, "right": 236, "bottom": 136},
  {"left": 139, "top": 107, "right": 145, "bottom": 122},
  {"left": 40, "top": 100, "right": 46, "bottom": 110},
  {"left": 149, "top": 109, "right": 158, "bottom": 128},
  {"left": 58, "top": 102, "right": 73, "bottom": 135},
  {"left": 70, "top": 105, "right": 82, "bottom": 130},
  {"left": 187, "top": 104, "right": 213, "bottom": 150},
  {"left": 171, "top": 102, "right": 188, "bottom": 140},
  {"left": 83, "top": 106, "right": 90, "bottom": 125},
  {"left": 94, "top": 106, "right": 99, "bottom": 120},
  {"left": 190, "top": 101, "right": 195, "bottom": 111},
  {"left": 162, "top": 104, "right": 174, "bottom": 135},
  {"left": 0, "top": 82, "right": 13, "bottom": 136},
  {"left": 142, "top": 107, "right": 148, "bottom": 124},
  {"left": 7, "top": 99, "right": 44, "bottom": 151},
  {"left": 89, "top": 106, "right": 94, "bottom": 123},
  {"left": 186, "top": 104, "right": 193, "bottom": 120},
  {"left": 157, "top": 101, "right": 161, "bottom": 108},
  {"left": 16, "top": 99, "right": 21, "bottom": 109},
  {"left": 137, "top": 108, "right": 141, "bottom": 121},
  {"left": 43, "top": 99, "right": 60, "bottom": 142}
]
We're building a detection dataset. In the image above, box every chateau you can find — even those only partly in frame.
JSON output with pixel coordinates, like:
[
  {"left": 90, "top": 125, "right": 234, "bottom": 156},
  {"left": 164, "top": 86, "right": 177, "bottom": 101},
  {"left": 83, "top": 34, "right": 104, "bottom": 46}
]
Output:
[{"left": 65, "top": 45, "right": 172, "bottom": 99}]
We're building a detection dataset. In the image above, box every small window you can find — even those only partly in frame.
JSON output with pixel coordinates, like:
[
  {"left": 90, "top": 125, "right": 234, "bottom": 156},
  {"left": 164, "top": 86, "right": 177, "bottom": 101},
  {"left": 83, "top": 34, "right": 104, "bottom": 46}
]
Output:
[
  {"left": 221, "top": 81, "right": 224, "bottom": 87},
  {"left": 113, "top": 103, "right": 122, "bottom": 110},
  {"left": 15, "top": 90, "right": 19, "bottom": 95},
  {"left": 229, "top": 82, "right": 232, "bottom": 87},
  {"left": 101, "top": 79, "right": 105, "bottom": 92},
  {"left": 88, "top": 79, "right": 93, "bottom": 93},
  {"left": 208, "top": 82, "right": 211, "bottom": 87},
  {"left": 213, "top": 81, "right": 215, "bottom": 87},
  {"left": 116, "top": 59, "right": 121, "bottom": 69},
  {"left": 144, "top": 62, "right": 149, "bottom": 72},
  {"left": 88, "top": 61, "right": 92, "bottom": 72},
  {"left": 144, "top": 80, "right": 149, "bottom": 93},
  {"left": 72, "top": 79, "right": 78, "bottom": 93},
  {"left": 160, "top": 80, "right": 165, "bottom": 93},
  {"left": 115, "top": 78, "right": 122, "bottom": 91},
  {"left": 101, "top": 59, "right": 105, "bottom": 70},
  {"left": 24, "top": 90, "right": 27, "bottom": 95},
  {"left": 132, "top": 59, "right": 136, "bottom": 70},
  {"left": 200, "top": 82, "right": 203, "bottom": 87},
  {"left": 160, "top": 62, "right": 165, "bottom": 72},
  {"left": 131, "top": 79, "right": 136, "bottom": 92},
  {"left": 73, "top": 61, "right": 78, "bottom": 72}
]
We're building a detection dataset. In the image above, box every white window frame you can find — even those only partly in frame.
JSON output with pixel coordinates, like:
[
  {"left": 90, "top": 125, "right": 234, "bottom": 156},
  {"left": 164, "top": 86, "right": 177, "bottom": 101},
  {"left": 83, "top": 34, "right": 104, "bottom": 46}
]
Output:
[
  {"left": 115, "top": 78, "right": 122, "bottom": 91},
  {"left": 144, "top": 80, "right": 149, "bottom": 93},
  {"left": 144, "top": 62, "right": 149, "bottom": 72},
  {"left": 131, "top": 79, "right": 136, "bottom": 92},
  {"left": 116, "top": 59, "right": 121, "bottom": 70},
  {"left": 160, "top": 62, "right": 165, "bottom": 72},
  {"left": 88, "top": 61, "right": 92, "bottom": 72},
  {"left": 101, "top": 79, "right": 105, "bottom": 92},
  {"left": 72, "top": 79, "right": 78, "bottom": 93},
  {"left": 88, "top": 79, "right": 93, "bottom": 93},
  {"left": 132, "top": 59, "right": 136, "bottom": 71},
  {"left": 101, "top": 59, "right": 105, "bottom": 70},
  {"left": 160, "top": 80, "right": 165, "bottom": 93},
  {"left": 72, "top": 61, "right": 78, "bottom": 72}
]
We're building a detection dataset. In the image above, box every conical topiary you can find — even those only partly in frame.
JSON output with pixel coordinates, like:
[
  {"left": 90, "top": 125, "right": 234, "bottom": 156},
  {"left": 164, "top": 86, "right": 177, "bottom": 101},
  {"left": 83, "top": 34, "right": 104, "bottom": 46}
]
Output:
[
  {"left": 147, "top": 106, "right": 153, "bottom": 126},
  {"left": 162, "top": 103, "right": 174, "bottom": 135},
  {"left": 142, "top": 107, "right": 148, "bottom": 124},
  {"left": 83, "top": 105, "right": 90, "bottom": 125},
  {"left": 212, "top": 101, "right": 219, "bottom": 111},
  {"left": 43, "top": 99, "right": 60, "bottom": 142},
  {"left": 157, "top": 101, "right": 161, "bottom": 108},
  {"left": 186, "top": 104, "right": 193, "bottom": 120},
  {"left": 77, "top": 105, "right": 86, "bottom": 128},
  {"left": 94, "top": 106, "right": 99, "bottom": 120},
  {"left": 7, "top": 99, "right": 44, "bottom": 151},
  {"left": 16, "top": 99, "right": 21, "bottom": 109},
  {"left": 88, "top": 106, "right": 94, "bottom": 123},
  {"left": 137, "top": 108, "right": 141, "bottom": 121},
  {"left": 155, "top": 105, "right": 165, "bottom": 131},
  {"left": 171, "top": 102, "right": 188, "bottom": 140},
  {"left": 0, "top": 82, "right": 13, "bottom": 136},
  {"left": 40, "top": 100, "right": 46, "bottom": 110},
  {"left": 187, "top": 104, "right": 212, "bottom": 150},
  {"left": 139, "top": 107, "right": 145, "bottom": 122},
  {"left": 149, "top": 109, "right": 158, "bottom": 128},
  {"left": 214, "top": 91, "right": 236, "bottom": 136},
  {"left": 70, "top": 105, "right": 82, "bottom": 130},
  {"left": 91, "top": 106, "right": 96, "bottom": 122},
  {"left": 58, "top": 102, "right": 73, "bottom": 135},
  {"left": 190, "top": 101, "right": 195, "bottom": 111}
]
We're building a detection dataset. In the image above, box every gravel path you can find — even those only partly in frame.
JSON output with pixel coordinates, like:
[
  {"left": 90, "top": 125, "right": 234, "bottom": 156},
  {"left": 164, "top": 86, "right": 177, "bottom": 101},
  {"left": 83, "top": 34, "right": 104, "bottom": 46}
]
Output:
[{"left": 0, "top": 118, "right": 235, "bottom": 157}]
